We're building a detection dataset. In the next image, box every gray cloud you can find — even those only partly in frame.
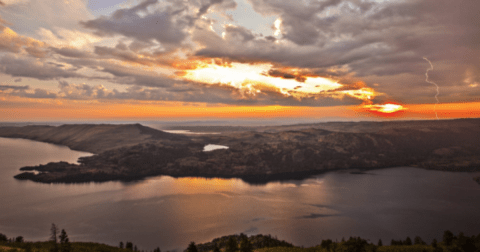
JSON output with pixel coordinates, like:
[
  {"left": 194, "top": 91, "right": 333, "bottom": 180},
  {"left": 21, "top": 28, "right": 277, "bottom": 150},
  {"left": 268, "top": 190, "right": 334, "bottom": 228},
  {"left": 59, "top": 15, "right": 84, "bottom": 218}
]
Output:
[
  {"left": 0, "top": 55, "right": 84, "bottom": 80},
  {"left": 198, "top": 0, "right": 224, "bottom": 16},
  {"left": 51, "top": 47, "right": 93, "bottom": 59},
  {"left": 81, "top": 0, "right": 189, "bottom": 45},
  {"left": 0, "top": 84, "right": 29, "bottom": 91}
]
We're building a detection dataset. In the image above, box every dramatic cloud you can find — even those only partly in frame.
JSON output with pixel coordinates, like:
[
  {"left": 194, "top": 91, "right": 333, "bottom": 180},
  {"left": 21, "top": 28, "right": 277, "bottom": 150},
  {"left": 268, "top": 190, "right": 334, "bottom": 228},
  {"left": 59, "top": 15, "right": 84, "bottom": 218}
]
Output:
[{"left": 0, "top": 0, "right": 479, "bottom": 116}]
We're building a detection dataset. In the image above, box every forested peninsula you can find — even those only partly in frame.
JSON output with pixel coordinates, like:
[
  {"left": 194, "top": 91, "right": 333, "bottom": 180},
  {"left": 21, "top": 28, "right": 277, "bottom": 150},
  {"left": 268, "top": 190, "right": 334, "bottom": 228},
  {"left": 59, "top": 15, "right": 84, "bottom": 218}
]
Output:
[{"left": 1, "top": 119, "right": 479, "bottom": 184}]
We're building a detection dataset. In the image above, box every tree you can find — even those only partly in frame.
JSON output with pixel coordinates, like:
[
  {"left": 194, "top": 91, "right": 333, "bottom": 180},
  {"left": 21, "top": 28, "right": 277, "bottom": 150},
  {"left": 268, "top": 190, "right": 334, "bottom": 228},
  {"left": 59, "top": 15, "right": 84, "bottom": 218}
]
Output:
[
  {"left": 187, "top": 242, "right": 198, "bottom": 252},
  {"left": 153, "top": 247, "right": 161, "bottom": 252},
  {"left": 414, "top": 236, "right": 425, "bottom": 245},
  {"left": 321, "top": 239, "right": 333, "bottom": 249},
  {"left": 432, "top": 239, "right": 438, "bottom": 248},
  {"left": 405, "top": 237, "right": 412, "bottom": 246},
  {"left": 50, "top": 224, "right": 58, "bottom": 244},
  {"left": 226, "top": 236, "right": 238, "bottom": 252},
  {"left": 15, "top": 236, "right": 23, "bottom": 243},
  {"left": 443, "top": 230, "right": 454, "bottom": 246},
  {"left": 50, "top": 224, "right": 59, "bottom": 252},
  {"left": 213, "top": 243, "right": 220, "bottom": 252},
  {"left": 59, "top": 229, "right": 71, "bottom": 252},
  {"left": 240, "top": 235, "right": 253, "bottom": 252},
  {"left": 120, "top": 242, "right": 124, "bottom": 249},
  {"left": 126, "top": 242, "right": 133, "bottom": 251},
  {"left": 377, "top": 239, "right": 383, "bottom": 246},
  {"left": 0, "top": 233, "right": 6, "bottom": 242}
]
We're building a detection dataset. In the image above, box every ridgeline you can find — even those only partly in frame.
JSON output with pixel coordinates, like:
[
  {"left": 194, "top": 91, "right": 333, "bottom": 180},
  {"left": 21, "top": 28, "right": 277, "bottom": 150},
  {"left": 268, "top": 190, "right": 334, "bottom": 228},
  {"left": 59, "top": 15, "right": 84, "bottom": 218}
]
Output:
[{"left": 1, "top": 119, "right": 480, "bottom": 184}]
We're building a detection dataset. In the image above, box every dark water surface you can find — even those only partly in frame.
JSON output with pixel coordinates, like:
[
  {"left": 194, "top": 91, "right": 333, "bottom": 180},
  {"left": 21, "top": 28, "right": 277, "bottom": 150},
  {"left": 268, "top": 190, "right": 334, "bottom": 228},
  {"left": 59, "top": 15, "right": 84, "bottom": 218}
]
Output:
[{"left": 1, "top": 137, "right": 480, "bottom": 251}]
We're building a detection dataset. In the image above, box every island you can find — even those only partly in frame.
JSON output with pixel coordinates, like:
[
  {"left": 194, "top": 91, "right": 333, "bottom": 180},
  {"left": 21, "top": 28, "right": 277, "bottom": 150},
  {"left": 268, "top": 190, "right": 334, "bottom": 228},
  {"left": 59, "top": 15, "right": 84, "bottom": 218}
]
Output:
[{"left": 1, "top": 118, "right": 480, "bottom": 184}]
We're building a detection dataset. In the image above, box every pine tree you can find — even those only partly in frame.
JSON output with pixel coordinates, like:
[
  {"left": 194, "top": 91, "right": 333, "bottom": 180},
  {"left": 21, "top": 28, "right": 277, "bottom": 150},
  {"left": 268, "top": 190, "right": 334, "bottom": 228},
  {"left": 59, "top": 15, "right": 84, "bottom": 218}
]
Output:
[
  {"left": 120, "top": 242, "right": 124, "bottom": 249},
  {"left": 59, "top": 229, "right": 71, "bottom": 252},
  {"left": 187, "top": 242, "right": 198, "bottom": 252},
  {"left": 378, "top": 239, "right": 383, "bottom": 246},
  {"left": 50, "top": 224, "right": 59, "bottom": 252}
]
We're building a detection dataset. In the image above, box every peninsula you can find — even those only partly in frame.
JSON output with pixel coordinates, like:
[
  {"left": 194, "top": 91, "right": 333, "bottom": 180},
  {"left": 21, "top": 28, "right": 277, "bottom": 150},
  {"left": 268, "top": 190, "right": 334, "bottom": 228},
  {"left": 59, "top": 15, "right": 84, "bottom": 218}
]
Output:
[{"left": 1, "top": 118, "right": 479, "bottom": 184}]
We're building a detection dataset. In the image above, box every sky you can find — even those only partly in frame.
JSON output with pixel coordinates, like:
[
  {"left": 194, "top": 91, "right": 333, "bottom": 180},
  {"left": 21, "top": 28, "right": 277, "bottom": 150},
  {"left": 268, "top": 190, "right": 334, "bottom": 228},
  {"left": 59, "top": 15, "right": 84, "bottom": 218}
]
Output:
[{"left": 0, "top": 0, "right": 479, "bottom": 121}]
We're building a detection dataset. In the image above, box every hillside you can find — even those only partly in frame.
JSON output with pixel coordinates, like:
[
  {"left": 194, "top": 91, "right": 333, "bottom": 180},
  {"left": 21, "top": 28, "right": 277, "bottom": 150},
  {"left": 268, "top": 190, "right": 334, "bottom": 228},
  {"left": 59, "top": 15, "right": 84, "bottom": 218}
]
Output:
[
  {"left": 0, "top": 124, "right": 189, "bottom": 154},
  {"left": 5, "top": 118, "right": 480, "bottom": 183}
]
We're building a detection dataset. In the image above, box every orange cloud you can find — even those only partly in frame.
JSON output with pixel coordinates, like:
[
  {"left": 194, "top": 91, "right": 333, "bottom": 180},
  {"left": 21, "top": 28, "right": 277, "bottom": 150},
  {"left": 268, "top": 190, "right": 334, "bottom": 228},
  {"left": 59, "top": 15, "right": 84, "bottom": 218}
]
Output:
[{"left": 0, "top": 25, "right": 47, "bottom": 57}]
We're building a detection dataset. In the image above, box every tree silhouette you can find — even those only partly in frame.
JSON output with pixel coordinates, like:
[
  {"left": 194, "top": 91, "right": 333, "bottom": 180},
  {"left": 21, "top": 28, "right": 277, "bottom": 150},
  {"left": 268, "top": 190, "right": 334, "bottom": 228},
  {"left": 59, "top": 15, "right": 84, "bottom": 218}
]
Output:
[
  {"left": 187, "top": 242, "right": 198, "bottom": 252},
  {"left": 378, "top": 239, "right": 383, "bottom": 246},
  {"left": 213, "top": 243, "right": 220, "bottom": 252},
  {"left": 239, "top": 235, "right": 253, "bottom": 252},
  {"left": 15, "top": 236, "right": 23, "bottom": 243},
  {"left": 126, "top": 242, "right": 133, "bottom": 250},
  {"left": 414, "top": 236, "right": 425, "bottom": 245},
  {"left": 50, "top": 223, "right": 58, "bottom": 243},
  {"left": 50, "top": 224, "right": 59, "bottom": 252},
  {"left": 59, "top": 229, "right": 71, "bottom": 252},
  {"left": 405, "top": 237, "right": 412, "bottom": 245},
  {"left": 120, "top": 242, "right": 124, "bottom": 249},
  {"left": 443, "top": 230, "right": 454, "bottom": 246},
  {"left": 153, "top": 247, "right": 161, "bottom": 252},
  {"left": 226, "top": 236, "right": 238, "bottom": 252}
]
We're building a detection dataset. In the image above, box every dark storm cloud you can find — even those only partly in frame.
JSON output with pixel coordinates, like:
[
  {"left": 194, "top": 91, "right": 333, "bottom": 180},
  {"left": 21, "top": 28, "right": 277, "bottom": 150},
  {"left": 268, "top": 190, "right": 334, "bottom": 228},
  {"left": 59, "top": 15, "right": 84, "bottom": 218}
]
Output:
[{"left": 81, "top": 0, "right": 189, "bottom": 45}]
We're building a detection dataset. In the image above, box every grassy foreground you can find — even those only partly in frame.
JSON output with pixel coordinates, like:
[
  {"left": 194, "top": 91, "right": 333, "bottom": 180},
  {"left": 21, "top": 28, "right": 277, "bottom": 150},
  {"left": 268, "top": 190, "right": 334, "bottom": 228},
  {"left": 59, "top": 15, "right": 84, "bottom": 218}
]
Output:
[{"left": 1, "top": 230, "right": 479, "bottom": 252}]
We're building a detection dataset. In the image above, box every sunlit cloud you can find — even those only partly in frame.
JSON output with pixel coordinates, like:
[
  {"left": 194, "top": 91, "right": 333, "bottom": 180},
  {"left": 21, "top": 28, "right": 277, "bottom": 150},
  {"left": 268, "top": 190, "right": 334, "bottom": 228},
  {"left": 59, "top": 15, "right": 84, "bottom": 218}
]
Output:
[
  {"left": 175, "top": 59, "right": 381, "bottom": 102},
  {"left": 358, "top": 103, "right": 407, "bottom": 118}
]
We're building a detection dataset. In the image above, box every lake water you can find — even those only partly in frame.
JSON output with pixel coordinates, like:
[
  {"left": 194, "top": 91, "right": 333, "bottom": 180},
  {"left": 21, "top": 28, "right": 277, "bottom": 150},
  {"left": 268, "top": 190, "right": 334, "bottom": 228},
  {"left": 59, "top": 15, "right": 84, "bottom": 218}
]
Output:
[{"left": 1, "top": 137, "right": 480, "bottom": 251}]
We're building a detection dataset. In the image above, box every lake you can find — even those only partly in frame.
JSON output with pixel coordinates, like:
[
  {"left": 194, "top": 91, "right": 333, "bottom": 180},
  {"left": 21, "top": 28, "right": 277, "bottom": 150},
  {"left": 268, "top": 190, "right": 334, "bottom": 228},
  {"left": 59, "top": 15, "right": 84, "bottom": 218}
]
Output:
[{"left": 1, "top": 137, "right": 480, "bottom": 251}]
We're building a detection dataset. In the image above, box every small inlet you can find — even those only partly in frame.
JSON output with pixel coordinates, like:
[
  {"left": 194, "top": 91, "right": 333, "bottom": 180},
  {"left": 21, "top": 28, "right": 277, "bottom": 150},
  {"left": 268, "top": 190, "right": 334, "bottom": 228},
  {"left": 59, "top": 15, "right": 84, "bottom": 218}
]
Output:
[{"left": 203, "top": 144, "right": 229, "bottom": 152}]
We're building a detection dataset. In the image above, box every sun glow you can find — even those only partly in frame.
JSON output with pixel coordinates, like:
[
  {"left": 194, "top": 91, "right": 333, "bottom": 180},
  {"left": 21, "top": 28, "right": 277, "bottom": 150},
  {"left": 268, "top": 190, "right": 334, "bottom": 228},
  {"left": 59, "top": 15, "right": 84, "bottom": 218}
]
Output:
[
  {"left": 362, "top": 103, "right": 406, "bottom": 115},
  {"left": 176, "top": 60, "right": 380, "bottom": 102}
]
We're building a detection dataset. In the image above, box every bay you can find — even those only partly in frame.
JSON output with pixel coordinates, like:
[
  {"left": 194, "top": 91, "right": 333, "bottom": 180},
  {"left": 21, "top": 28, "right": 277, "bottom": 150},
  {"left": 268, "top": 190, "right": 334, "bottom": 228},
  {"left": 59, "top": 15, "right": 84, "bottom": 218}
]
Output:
[{"left": 1, "top": 137, "right": 480, "bottom": 251}]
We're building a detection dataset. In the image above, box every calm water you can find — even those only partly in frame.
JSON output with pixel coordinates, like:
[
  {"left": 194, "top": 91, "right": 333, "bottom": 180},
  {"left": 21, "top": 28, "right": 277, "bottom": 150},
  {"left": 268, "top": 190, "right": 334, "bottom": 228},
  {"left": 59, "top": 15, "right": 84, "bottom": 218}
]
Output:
[{"left": 1, "top": 137, "right": 480, "bottom": 251}]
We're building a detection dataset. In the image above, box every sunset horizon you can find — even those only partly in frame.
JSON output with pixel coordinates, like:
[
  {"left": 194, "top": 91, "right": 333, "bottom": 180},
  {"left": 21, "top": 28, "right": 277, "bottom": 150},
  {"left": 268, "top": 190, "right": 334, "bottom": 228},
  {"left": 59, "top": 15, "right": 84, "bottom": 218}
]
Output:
[{"left": 1, "top": 0, "right": 479, "bottom": 122}]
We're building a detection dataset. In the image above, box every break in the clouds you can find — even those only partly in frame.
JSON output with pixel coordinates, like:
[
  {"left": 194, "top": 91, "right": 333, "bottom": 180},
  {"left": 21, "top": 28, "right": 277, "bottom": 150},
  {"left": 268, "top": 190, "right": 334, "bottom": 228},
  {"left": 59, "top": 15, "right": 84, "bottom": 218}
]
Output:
[{"left": 0, "top": 0, "right": 479, "bottom": 108}]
